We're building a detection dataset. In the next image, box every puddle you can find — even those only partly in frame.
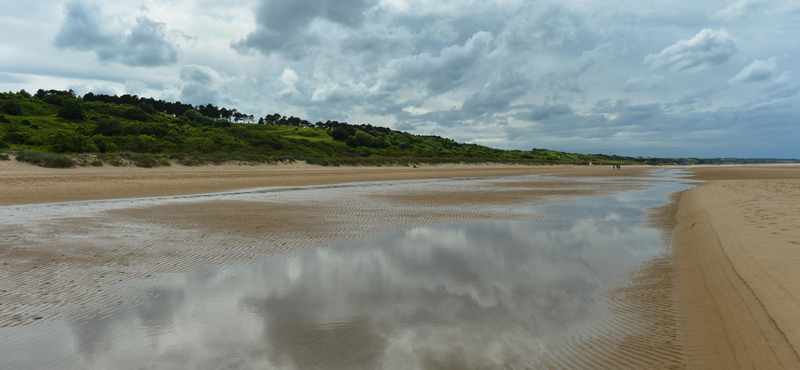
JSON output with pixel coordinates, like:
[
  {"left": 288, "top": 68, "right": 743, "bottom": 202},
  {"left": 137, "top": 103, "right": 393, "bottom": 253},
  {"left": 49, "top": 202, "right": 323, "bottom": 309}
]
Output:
[{"left": 0, "top": 169, "right": 693, "bottom": 369}]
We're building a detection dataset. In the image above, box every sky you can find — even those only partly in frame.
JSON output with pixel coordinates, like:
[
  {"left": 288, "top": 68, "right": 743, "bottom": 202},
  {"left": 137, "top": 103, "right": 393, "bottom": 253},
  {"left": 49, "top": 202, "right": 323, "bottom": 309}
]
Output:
[{"left": 1, "top": 0, "right": 799, "bottom": 158}]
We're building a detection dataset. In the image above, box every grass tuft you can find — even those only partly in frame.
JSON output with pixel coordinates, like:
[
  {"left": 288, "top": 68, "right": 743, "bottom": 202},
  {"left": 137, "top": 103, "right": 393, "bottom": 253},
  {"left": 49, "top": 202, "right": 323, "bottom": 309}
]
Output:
[{"left": 15, "top": 150, "right": 76, "bottom": 168}]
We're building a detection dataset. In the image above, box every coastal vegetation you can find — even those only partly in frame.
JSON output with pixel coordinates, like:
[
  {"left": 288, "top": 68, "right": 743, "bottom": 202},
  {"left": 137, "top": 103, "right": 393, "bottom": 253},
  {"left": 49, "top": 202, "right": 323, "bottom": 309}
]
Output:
[{"left": 1, "top": 90, "right": 796, "bottom": 168}]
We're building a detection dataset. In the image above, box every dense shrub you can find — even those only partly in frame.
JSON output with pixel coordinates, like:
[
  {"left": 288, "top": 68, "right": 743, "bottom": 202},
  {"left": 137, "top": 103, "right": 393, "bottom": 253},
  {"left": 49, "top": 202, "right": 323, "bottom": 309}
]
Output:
[
  {"left": 94, "top": 118, "right": 123, "bottom": 136},
  {"left": 1, "top": 100, "right": 23, "bottom": 115},
  {"left": 16, "top": 151, "right": 76, "bottom": 168},
  {"left": 42, "top": 94, "right": 64, "bottom": 106},
  {"left": 331, "top": 127, "right": 348, "bottom": 141},
  {"left": 51, "top": 131, "right": 89, "bottom": 153},
  {"left": 58, "top": 100, "right": 85, "bottom": 120},
  {"left": 0, "top": 154, "right": 9, "bottom": 161}
]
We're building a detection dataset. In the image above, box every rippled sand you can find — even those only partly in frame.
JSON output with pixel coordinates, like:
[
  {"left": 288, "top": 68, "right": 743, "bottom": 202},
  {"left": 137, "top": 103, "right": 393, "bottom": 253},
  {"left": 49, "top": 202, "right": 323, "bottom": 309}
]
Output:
[{"left": 1, "top": 164, "right": 729, "bottom": 369}]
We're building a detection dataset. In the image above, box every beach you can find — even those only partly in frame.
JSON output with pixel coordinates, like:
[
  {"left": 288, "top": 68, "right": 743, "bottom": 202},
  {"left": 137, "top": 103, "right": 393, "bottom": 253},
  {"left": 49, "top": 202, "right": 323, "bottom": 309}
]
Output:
[
  {"left": 1, "top": 162, "right": 799, "bottom": 368},
  {"left": 674, "top": 166, "right": 800, "bottom": 369}
]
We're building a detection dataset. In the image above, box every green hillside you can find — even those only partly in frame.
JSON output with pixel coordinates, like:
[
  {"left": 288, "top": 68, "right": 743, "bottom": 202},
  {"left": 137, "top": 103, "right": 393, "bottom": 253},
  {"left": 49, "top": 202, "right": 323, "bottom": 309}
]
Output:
[{"left": 0, "top": 90, "right": 796, "bottom": 168}]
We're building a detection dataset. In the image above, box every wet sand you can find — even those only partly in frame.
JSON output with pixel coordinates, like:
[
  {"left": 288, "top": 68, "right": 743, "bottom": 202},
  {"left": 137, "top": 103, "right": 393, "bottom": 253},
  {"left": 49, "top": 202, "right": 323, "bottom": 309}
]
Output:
[
  {"left": 674, "top": 166, "right": 800, "bottom": 368},
  {"left": 0, "top": 167, "right": 691, "bottom": 369},
  {"left": 6, "top": 162, "right": 799, "bottom": 368},
  {"left": 0, "top": 170, "right": 655, "bottom": 328}
]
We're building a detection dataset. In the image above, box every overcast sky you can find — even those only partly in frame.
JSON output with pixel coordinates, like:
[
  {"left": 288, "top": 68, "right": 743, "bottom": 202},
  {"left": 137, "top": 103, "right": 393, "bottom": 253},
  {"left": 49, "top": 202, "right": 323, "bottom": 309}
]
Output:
[{"left": 1, "top": 0, "right": 799, "bottom": 157}]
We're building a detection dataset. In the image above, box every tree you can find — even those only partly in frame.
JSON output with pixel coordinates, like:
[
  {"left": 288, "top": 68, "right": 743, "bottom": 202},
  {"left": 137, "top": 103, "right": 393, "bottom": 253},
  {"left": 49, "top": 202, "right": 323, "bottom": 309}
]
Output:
[
  {"left": 331, "top": 127, "right": 348, "bottom": 141},
  {"left": 18, "top": 89, "right": 31, "bottom": 98},
  {"left": 1, "top": 100, "right": 22, "bottom": 116},
  {"left": 58, "top": 100, "right": 85, "bottom": 120},
  {"left": 346, "top": 136, "right": 359, "bottom": 147},
  {"left": 258, "top": 117, "right": 265, "bottom": 124}
]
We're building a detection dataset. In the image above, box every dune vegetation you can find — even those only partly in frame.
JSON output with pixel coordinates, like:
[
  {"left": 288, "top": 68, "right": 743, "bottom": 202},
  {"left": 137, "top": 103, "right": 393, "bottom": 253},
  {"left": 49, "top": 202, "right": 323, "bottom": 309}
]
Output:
[{"left": 0, "top": 89, "right": 794, "bottom": 168}]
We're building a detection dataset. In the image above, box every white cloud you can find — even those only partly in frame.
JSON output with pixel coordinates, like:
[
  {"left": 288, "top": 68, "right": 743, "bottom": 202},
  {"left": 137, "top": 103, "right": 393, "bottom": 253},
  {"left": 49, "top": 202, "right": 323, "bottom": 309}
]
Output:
[
  {"left": 711, "top": 0, "right": 765, "bottom": 21},
  {"left": 643, "top": 29, "right": 737, "bottom": 73},
  {"left": 124, "top": 80, "right": 148, "bottom": 96},
  {"left": 623, "top": 75, "right": 665, "bottom": 92},
  {"left": 729, "top": 57, "right": 778, "bottom": 84}
]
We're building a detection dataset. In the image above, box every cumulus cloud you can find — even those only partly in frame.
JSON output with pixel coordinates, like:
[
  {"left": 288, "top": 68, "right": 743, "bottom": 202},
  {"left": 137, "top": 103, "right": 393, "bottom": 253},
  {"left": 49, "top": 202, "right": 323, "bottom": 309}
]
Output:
[
  {"left": 643, "top": 29, "right": 737, "bottom": 73},
  {"left": 422, "top": 19, "right": 459, "bottom": 43},
  {"left": 53, "top": 1, "right": 182, "bottom": 67},
  {"left": 231, "top": 0, "right": 378, "bottom": 59},
  {"left": 497, "top": 3, "right": 578, "bottom": 51},
  {"left": 623, "top": 75, "right": 665, "bottom": 92},
  {"left": 178, "top": 65, "right": 223, "bottom": 104},
  {"left": 375, "top": 31, "right": 494, "bottom": 96},
  {"left": 729, "top": 57, "right": 777, "bottom": 83},
  {"left": 461, "top": 69, "right": 530, "bottom": 116}
]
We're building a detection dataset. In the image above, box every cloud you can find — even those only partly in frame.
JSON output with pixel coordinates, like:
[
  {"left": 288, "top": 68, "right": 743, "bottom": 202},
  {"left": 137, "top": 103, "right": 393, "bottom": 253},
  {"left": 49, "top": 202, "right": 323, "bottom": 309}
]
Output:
[
  {"left": 53, "top": 1, "right": 182, "bottom": 67},
  {"left": 766, "top": 72, "right": 799, "bottom": 99},
  {"left": 461, "top": 69, "right": 531, "bottom": 116},
  {"left": 622, "top": 75, "right": 665, "bottom": 92},
  {"left": 497, "top": 3, "right": 578, "bottom": 51},
  {"left": 124, "top": 80, "right": 148, "bottom": 96},
  {"left": 375, "top": 31, "right": 494, "bottom": 96},
  {"left": 643, "top": 29, "right": 737, "bottom": 73},
  {"left": 422, "top": 19, "right": 459, "bottom": 43},
  {"left": 178, "top": 65, "right": 222, "bottom": 104},
  {"left": 231, "top": 0, "right": 378, "bottom": 59},
  {"left": 516, "top": 104, "right": 573, "bottom": 122},
  {"left": 711, "top": 0, "right": 766, "bottom": 21},
  {"left": 729, "top": 57, "right": 777, "bottom": 83}
]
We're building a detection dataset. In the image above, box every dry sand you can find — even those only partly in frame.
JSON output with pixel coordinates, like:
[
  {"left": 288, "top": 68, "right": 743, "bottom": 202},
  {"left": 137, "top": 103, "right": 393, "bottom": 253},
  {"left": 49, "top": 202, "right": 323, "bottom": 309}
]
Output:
[
  {"left": 673, "top": 165, "right": 800, "bottom": 369},
  {"left": 0, "top": 159, "right": 649, "bottom": 205}
]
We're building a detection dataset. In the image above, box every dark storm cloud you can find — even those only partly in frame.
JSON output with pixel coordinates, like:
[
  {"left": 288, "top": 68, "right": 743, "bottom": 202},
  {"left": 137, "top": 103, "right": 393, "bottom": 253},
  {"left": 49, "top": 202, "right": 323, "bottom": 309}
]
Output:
[
  {"left": 231, "top": 0, "right": 378, "bottom": 59},
  {"left": 53, "top": 1, "right": 181, "bottom": 67}
]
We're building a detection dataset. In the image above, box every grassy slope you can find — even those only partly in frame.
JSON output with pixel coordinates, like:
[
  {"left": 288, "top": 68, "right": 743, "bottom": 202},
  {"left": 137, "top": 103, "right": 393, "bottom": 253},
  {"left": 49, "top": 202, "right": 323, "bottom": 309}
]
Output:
[{"left": 2, "top": 91, "right": 793, "bottom": 168}]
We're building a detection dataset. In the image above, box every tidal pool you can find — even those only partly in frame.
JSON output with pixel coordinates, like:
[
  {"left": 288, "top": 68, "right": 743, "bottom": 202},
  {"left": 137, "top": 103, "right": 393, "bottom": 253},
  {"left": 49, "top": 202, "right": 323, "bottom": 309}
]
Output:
[{"left": 0, "top": 170, "right": 692, "bottom": 369}]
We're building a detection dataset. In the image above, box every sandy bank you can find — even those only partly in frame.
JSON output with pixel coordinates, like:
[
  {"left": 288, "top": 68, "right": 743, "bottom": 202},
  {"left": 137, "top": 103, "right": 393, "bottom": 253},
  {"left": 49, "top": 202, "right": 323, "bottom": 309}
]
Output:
[
  {"left": 675, "top": 166, "right": 800, "bottom": 368},
  {"left": 0, "top": 160, "right": 650, "bottom": 205}
]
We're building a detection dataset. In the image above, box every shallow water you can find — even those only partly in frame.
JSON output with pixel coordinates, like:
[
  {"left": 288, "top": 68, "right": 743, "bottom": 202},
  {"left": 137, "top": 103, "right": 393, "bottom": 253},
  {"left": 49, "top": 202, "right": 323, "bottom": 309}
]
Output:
[{"left": 0, "top": 169, "right": 692, "bottom": 369}]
